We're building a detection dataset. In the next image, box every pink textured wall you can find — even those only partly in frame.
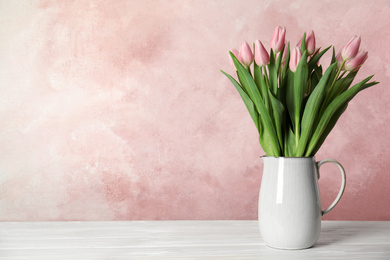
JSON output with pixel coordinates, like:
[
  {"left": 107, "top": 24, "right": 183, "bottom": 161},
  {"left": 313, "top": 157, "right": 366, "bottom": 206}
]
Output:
[{"left": 0, "top": 0, "right": 389, "bottom": 221}]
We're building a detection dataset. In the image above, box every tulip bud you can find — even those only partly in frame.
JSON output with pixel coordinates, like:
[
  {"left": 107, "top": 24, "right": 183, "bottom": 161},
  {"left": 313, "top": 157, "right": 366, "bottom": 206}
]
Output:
[
  {"left": 296, "top": 30, "right": 316, "bottom": 55},
  {"left": 254, "top": 40, "right": 270, "bottom": 66},
  {"left": 335, "top": 51, "right": 344, "bottom": 70},
  {"left": 289, "top": 46, "right": 302, "bottom": 72},
  {"left": 344, "top": 51, "right": 368, "bottom": 71},
  {"left": 229, "top": 49, "right": 241, "bottom": 69},
  {"left": 306, "top": 30, "right": 316, "bottom": 55},
  {"left": 275, "top": 41, "right": 288, "bottom": 64},
  {"left": 341, "top": 35, "right": 361, "bottom": 60},
  {"left": 239, "top": 42, "right": 254, "bottom": 67},
  {"left": 270, "top": 26, "right": 286, "bottom": 53}
]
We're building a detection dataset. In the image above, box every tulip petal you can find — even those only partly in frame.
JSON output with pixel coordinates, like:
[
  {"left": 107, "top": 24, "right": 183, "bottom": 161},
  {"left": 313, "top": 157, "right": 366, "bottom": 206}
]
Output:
[
  {"left": 341, "top": 35, "right": 361, "bottom": 60},
  {"left": 254, "top": 40, "right": 270, "bottom": 66},
  {"left": 306, "top": 30, "right": 316, "bottom": 55},
  {"left": 270, "top": 26, "right": 286, "bottom": 53},
  {"left": 239, "top": 42, "right": 254, "bottom": 67},
  {"left": 344, "top": 51, "right": 368, "bottom": 71}
]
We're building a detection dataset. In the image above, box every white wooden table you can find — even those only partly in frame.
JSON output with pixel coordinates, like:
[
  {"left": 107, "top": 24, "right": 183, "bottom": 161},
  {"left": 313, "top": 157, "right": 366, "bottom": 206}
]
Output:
[{"left": 0, "top": 221, "right": 389, "bottom": 259}]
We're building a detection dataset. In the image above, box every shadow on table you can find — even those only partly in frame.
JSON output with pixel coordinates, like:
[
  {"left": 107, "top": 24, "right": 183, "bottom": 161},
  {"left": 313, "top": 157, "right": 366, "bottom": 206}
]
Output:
[{"left": 314, "top": 221, "right": 379, "bottom": 247}]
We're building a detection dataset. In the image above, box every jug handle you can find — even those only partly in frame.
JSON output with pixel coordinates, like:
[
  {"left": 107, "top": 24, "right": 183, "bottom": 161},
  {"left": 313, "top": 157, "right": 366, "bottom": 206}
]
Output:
[{"left": 317, "top": 159, "right": 346, "bottom": 216}]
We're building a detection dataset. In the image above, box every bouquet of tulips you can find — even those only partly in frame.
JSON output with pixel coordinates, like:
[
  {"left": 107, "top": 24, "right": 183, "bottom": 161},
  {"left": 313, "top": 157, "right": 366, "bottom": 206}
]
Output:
[{"left": 221, "top": 26, "right": 378, "bottom": 157}]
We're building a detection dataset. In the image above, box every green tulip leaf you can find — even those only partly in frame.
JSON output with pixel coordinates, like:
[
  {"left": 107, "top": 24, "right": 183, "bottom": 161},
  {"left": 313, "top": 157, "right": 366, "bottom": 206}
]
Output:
[
  {"left": 281, "top": 42, "right": 291, "bottom": 79},
  {"left": 328, "top": 70, "right": 358, "bottom": 101},
  {"left": 309, "top": 103, "right": 348, "bottom": 156},
  {"left": 286, "top": 51, "right": 308, "bottom": 144},
  {"left": 296, "top": 63, "right": 336, "bottom": 156},
  {"left": 221, "top": 70, "right": 260, "bottom": 132},
  {"left": 254, "top": 63, "right": 270, "bottom": 110},
  {"left": 305, "top": 76, "right": 379, "bottom": 156},
  {"left": 309, "top": 65, "right": 323, "bottom": 94},
  {"left": 268, "top": 84, "right": 285, "bottom": 152},
  {"left": 300, "top": 32, "right": 307, "bottom": 54},
  {"left": 284, "top": 126, "right": 297, "bottom": 157},
  {"left": 268, "top": 49, "right": 278, "bottom": 95},
  {"left": 308, "top": 46, "right": 331, "bottom": 71},
  {"left": 229, "top": 52, "right": 281, "bottom": 156}
]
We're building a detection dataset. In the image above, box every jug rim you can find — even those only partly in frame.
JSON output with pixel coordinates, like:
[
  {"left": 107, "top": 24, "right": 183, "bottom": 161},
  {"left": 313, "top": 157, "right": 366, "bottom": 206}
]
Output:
[{"left": 260, "top": 155, "right": 316, "bottom": 159}]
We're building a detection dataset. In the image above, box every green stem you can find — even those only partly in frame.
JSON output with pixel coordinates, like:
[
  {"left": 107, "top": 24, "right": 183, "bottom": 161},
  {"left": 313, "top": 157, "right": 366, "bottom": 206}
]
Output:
[
  {"left": 322, "top": 60, "right": 346, "bottom": 108},
  {"left": 328, "top": 60, "right": 345, "bottom": 94},
  {"left": 338, "top": 70, "right": 347, "bottom": 80},
  {"left": 262, "top": 66, "right": 270, "bottom": 88}
]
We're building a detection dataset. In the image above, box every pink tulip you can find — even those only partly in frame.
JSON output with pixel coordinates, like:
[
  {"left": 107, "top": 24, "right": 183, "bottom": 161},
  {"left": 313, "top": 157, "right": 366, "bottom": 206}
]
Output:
[
  {"left": 344, "top": 51, "right": 368, "bottom": 71},
  {"left": 254, "top": 40, "right": 270, "bottom": 66},
  {"left": 306, "top": 30, "right": 316, "bottom": 55},
  {"left": 229, "top": 49, "right": 241, "bottom": 69},
  {"left": 335, "top": 51, "right": 344, "bottom": 70},
  {"left": 296, "top": 30, "right": 316, "bottom": 55},
  {"left": 289, "top": 46, "right": 302, "bottom": 72},
  {"left": 341, "top": 35, "right": 361, "bottom": 60},
  {"left": 239, "top": 42, "right": 254, "bottom": 67},
  {"left": 270, "top": 26, "right": 286, "bottom": 53}
]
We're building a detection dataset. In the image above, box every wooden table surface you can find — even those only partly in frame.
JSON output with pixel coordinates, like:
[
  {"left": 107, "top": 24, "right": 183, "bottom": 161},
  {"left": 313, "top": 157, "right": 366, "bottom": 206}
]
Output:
[{"left": 0, "top": 221, "right": 389, "bottom": 259}]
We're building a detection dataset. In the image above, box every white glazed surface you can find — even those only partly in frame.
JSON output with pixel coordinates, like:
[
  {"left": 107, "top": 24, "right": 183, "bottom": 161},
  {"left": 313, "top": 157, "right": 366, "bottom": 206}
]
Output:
[{"left": 258, "top": 157, "right": 345, "bottom": 249}]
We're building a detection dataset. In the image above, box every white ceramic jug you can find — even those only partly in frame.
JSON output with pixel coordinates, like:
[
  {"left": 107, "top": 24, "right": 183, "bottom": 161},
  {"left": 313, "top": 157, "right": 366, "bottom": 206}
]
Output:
[{"left": 258, "top": 156, "right": 346, "bottom": 249}]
